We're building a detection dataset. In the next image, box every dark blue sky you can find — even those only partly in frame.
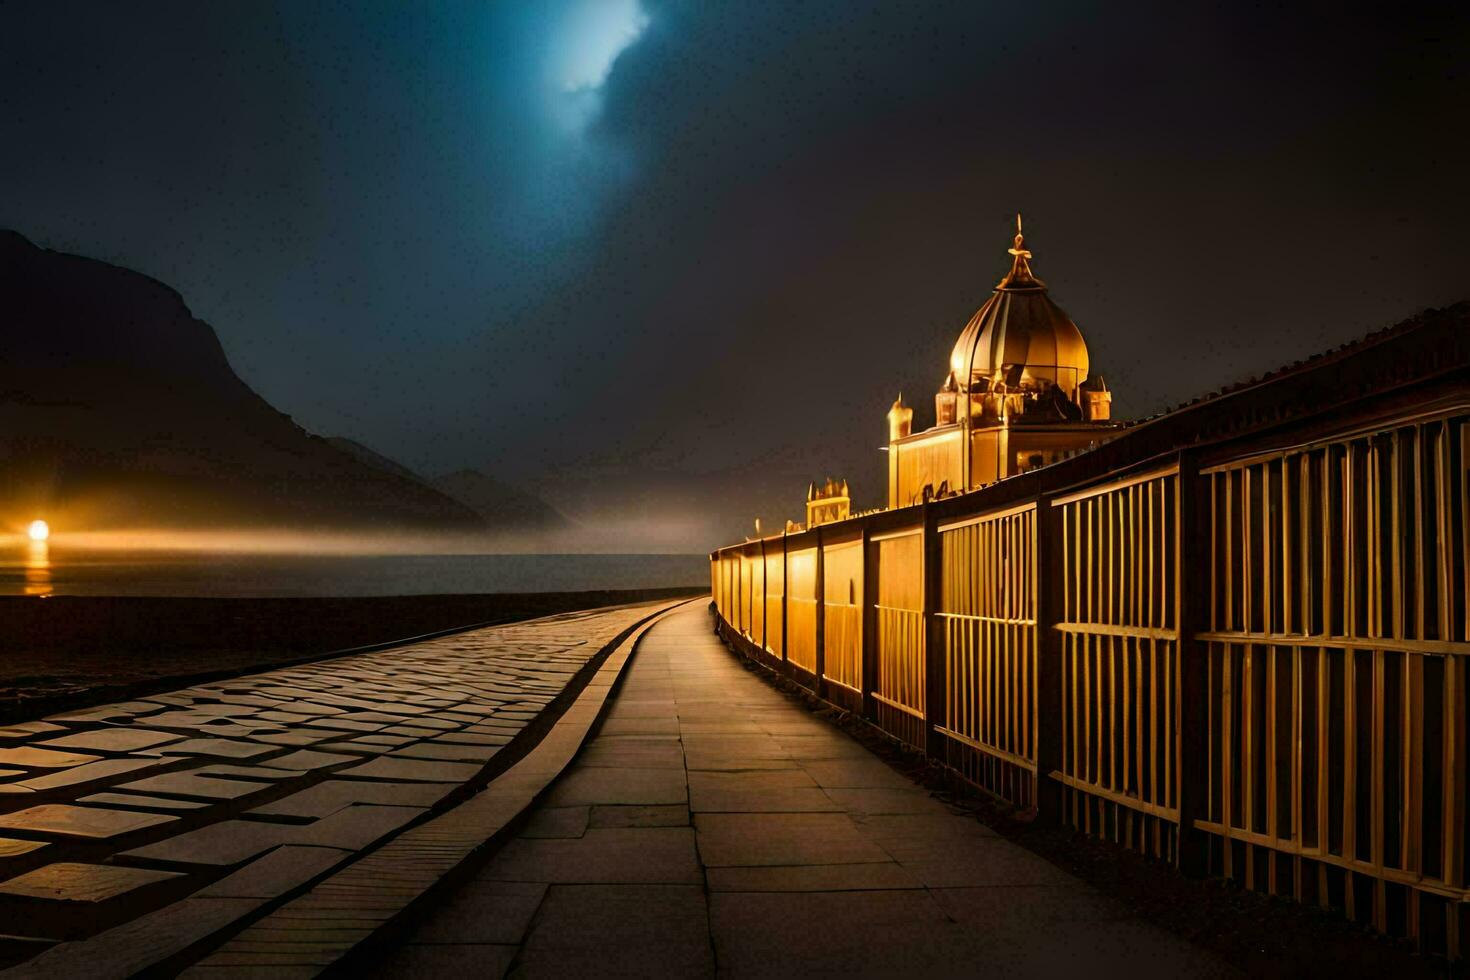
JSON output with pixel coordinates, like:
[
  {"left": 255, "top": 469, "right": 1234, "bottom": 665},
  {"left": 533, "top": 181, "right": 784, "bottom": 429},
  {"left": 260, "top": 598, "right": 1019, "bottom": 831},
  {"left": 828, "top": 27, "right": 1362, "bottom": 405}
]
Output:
[{"left": 3, "top": 1, "right": 1467, "bottom": 548}]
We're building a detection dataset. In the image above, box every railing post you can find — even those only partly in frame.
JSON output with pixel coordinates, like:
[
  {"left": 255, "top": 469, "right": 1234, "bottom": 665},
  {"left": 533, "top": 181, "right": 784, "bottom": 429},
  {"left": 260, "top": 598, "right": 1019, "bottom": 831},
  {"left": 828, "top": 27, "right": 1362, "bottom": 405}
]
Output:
[
  {"left": 923, "top": 501, "right": 946, "bottom": 760},
  {"left": 1176, "top": 451, "right": 1211, "bottom": 875},
  {"left": 1035, "top": 491, "right": 1064, "bottom": 821},
  {"left": 780, "top": 534, "right": 789, "bottom": 673},
  {"left": 814, "top": 526, "right": 827, "bottom": 698},
  {"left": 861, "top": 526, "right": 879, "bottom": 722},
  {"left": 757, "top": 537, "right": 766, "bottom": 654}
]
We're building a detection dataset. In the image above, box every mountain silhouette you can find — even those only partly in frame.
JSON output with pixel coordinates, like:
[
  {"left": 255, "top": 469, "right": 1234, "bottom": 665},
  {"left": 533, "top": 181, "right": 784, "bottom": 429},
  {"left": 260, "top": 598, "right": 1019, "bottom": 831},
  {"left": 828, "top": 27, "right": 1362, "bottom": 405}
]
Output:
[
  {"left": 0, "top": 230, "right": 484, "bottom": 531},
  {"left": 326, "top": 438, "right": 568, "bottom": 534},
  {"left": 430, "top": 468, "right": 569, "bottom": 533}
]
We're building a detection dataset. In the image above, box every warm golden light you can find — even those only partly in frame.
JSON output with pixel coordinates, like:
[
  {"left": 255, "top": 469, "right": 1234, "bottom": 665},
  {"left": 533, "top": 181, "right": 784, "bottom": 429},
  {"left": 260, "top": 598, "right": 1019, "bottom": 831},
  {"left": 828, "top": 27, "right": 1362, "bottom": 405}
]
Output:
[{"left": 26, "top": 520, "right": 49, "bottom": 543}]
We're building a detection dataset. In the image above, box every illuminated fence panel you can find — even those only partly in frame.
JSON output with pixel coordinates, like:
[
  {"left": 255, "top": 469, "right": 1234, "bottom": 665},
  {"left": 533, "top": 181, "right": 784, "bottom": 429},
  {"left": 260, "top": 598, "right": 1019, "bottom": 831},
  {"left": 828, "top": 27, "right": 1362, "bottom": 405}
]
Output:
[
  {"left": 764, "top": 549, "right": 785, "bottom": 658},
  {"left": 728, "top": 554, "right": 740, "bottom": 633},
  {"left": 874, "top": 529, "right": 925, "bottom": 747},
  {"left": 717, "top": 554, "right": 735, "bottom": 624},
  {"left": 710, "top": 559, "right": 718, "bottom": 613},
  {"left": 939, "top": 504, "right": 1038, "bottom": 807},
  {"left": 1198, "top": 414, "right": 1470, "bottom": 958},
  {"left": 787, "top": 545, "right": 819, "bottom": 675},
  {"left": 823, "top": 537, "right": 864, "bottom": 694},
  {"left": 749, "top": 547, "right": 765, "bottom": 650},
  {"left": 1055, "top": 468, "right": 1180, "bottom": 861},
  {"left": 738, "top": 552, "right": 754, "bottom": 637}
]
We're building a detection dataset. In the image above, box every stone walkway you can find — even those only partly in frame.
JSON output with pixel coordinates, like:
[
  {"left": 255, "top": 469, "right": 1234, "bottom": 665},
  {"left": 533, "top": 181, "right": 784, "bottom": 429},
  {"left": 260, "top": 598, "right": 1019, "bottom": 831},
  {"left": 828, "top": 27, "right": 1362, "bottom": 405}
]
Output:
[
  {"left": 375, "top": 604, "right": 1235, "bottom": 978},
  {"left": 0, "top": 601, "right": 663, "bottom": 972}
]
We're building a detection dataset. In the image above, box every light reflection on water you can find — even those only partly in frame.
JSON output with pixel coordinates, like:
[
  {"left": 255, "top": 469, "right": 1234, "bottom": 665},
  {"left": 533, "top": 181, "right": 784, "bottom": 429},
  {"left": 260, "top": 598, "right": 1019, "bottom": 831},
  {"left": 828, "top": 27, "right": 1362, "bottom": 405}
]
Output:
[
  {"left": 0, "top": 546, "right": 706, "bottom": 598},
  {"left": 23, "top": 540, "right": 51, "bottom": 596}
]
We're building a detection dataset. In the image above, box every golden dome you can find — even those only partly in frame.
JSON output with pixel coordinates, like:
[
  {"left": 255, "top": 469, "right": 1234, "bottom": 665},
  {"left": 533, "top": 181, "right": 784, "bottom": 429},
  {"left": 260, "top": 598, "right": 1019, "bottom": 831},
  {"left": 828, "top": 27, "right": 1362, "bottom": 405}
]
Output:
[{"left": 947, "top": 216, "right": 1089, "bottom": 400}]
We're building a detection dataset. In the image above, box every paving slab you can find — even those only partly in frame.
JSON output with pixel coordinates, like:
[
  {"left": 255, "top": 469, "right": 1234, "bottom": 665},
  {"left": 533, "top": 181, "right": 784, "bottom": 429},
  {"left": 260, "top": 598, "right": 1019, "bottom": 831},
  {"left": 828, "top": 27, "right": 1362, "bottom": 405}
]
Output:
[
  {"left": 387, "top": 743, "right": 500, "bottom": 763},
  {"left": 16, "top": 758, "right": 162, "bottom": 792},
  {"left": 597, "top": 716, "right": 681, "bottom": 736},
  {"left": 708, "top": 888, "right": 978, "bottom": 976},
  {"left": 8, "top": 897, "right": 262, "bottom": 979},
  {"left": 695, "top": 812, "right": 893, "bottom": 867},
  {"left": 544, "top": 766, "right": 687, "bottom": 806},
  {"left": 520, "top": 806, "right": 590, "bottom": 839},
  {"left": 397, "top": 880, "right": 546, "bottom": 945},
  {"left": 0, "top": 804, "right": 177, "bottom": 839},
  {"left": 293, "top": 804, "right": 425, "bottom": 850},
  {"left": 153, "top": 739, "right": 275, "bottom": 760},
  {"left": 367, "top": 943, "right": 518, "bottom": 978},
  {"left": 481, "top": 828, "right": 702, "bottom": 884},
  {"left": 588, "top": 804, "right": 690, "bottom": 829},
  {"left": 78, "top": 793, "right": 210, "bottom": 812},
  {"left": 687, "top": 769, "right": 840, "bottom": 813},
  {"left": 706, "top": 862, "right": 922, "bottom": 892},
  {"left": 824, "top": 785, "right": 952, "bottom": 815},
  {"left": 874, "top": 834, "right": 1079, "bottom": 888},
  {"left": 0, "top": 862, "right": 182, "bottom": 902},
  {"left": 199, "top": 846, "right": 350, "bottom": 899},
  {"left": 196, "top": 764, "right": 305, "bottom": 781},
  {"left": 259, "top": 750, "right": 359, "bottom": 771},
  {"left": 432, "top": 732, "right": 509, "bottom": 746},
  {"left": 516, "top": 884, "right": 713, "bottom": 978},
  {"left": 37, "top": 730, "right": 184, "bottom": 753},
  {"left": 0, "top": 747, "right": 101, "bottom": 769},
  {"left": 338, "top": 758, "right": 480, "bottom": 783},
  {"left": 250, "top": 780, "right": 453, "bottom": 820},
  {"left": 577, "top": 738, "right": 686, "bottom": 770},
  {"left": 801, "top": 758, "right": 925, "bottom": 789},
  {"left": 119, "top": 772, "right": 272, "bottom": 801},
  {"left": 122, "top": 820, "right": 295, "bottom": 866},
  {"left": 0, "top": 837, "right": 50, "bottom": 857}
]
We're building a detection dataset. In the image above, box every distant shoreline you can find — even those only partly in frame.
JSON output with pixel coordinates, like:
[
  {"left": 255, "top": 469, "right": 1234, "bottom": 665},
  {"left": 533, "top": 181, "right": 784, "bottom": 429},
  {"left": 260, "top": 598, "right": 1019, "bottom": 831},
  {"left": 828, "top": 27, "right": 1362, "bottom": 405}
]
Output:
[{"left": 0, "top": 587, "right": 704, "bottom": 725}]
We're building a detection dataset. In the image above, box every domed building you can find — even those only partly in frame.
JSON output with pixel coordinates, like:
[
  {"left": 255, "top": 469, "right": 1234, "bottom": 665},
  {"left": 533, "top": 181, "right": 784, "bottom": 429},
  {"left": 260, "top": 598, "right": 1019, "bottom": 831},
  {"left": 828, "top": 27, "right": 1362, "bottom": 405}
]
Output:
[{"left": 885, "top": 217, "right": 1121, "bottom": 508}]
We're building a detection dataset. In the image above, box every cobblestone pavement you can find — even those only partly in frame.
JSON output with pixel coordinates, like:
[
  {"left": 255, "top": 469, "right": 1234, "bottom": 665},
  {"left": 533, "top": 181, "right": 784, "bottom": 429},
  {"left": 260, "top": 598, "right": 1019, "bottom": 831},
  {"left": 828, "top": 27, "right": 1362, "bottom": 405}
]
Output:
[
  {"left": 375, "top": 604, "right": 1236, "bottom": 979},
  {"left": 0, "top": 601, "right": 660, "bottom": 970}
]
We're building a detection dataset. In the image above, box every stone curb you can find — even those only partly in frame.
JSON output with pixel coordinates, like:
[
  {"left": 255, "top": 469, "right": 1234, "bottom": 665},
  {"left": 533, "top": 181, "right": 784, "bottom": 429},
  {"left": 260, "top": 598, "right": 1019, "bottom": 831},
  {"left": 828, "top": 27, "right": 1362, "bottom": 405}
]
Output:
[{"left": 2, "top": 597, "right": 695, "bottom": 979}]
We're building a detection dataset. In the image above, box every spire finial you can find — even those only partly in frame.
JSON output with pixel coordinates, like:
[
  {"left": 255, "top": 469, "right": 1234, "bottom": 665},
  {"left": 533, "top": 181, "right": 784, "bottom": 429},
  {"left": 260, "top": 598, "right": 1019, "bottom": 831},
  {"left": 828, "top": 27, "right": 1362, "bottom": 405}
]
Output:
[
  {"left": 999, "top": 211, "right": 1041, "bottom": 288},
  {"left": 1008, "top": 212, "right": 1030, "bottom": 260}
]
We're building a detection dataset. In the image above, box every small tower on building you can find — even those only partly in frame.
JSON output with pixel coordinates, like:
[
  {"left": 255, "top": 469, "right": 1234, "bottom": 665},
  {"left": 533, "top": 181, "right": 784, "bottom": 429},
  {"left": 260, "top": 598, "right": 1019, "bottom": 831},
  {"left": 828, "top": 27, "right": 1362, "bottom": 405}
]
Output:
[{"left": 806, "top": 477, "right": 851, "bottom": 526}]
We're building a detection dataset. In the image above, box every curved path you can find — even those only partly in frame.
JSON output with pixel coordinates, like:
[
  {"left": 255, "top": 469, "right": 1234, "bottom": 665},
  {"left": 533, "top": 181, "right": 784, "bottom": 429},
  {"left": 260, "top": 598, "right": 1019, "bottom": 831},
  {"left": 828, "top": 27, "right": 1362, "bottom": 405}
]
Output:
[
  {"left": 370, "top": 603, "right": 1235, "bottom": 979},
  {"left": 0, "top": 600, "right": 675, "bottom": 975}
]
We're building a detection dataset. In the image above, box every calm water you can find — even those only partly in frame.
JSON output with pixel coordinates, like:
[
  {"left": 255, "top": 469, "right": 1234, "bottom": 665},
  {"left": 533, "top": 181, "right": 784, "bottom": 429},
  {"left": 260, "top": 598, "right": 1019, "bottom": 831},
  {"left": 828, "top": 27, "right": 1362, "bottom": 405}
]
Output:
[{"left": 1, "top": 545, "right": 709, "bottom": 598}]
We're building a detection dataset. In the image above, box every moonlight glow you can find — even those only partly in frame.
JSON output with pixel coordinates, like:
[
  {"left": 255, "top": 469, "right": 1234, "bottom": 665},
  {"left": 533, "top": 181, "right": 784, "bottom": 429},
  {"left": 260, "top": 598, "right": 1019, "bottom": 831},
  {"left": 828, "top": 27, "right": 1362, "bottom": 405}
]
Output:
[
  {"left": 543, "top": 0, "right": 648, "bottom": 134},
  {"left": 553, "top": 0, "right": 648, "bottom": 94}
]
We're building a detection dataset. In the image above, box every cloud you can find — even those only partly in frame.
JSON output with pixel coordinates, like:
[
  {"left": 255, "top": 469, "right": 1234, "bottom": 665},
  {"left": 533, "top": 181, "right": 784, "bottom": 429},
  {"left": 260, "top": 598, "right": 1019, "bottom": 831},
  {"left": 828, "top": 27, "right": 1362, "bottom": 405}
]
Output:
[{"left": 542, "top": 0, "right": 649, "bottom": 132}]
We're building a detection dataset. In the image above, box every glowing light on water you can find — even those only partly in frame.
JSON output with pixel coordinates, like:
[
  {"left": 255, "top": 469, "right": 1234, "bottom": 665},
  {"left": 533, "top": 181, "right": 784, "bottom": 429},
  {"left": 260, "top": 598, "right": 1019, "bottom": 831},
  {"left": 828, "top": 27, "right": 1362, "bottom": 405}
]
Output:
[
  {"left": 26, "top": 520, "right": 49, "bottom": 542},
  {"left": 23, "top": 539, "right": 51, "bottom": 597}
]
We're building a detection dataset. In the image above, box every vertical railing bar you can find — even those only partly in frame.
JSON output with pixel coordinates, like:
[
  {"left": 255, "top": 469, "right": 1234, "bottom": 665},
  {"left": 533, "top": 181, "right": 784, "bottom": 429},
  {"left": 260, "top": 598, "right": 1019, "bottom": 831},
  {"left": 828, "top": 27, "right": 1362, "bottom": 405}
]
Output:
[
  {"left": 1441, "top": 422, "right": 1466, "bottom": 894},
  {"left": 1437, "top": 423, "right": 1453, "bottom": 645},
  {"left": 1413, "top": 430, "right": 1425, "bottom": 641},
  {"left": 1344, "top": 446, "right": 1359, "bottom": 893},
  {"left": 1368, "top": 441, "right": 1389, "bottom": 930},
  {"left": 1264, "top": 461, "right": 1278, "bottom": 855}
]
